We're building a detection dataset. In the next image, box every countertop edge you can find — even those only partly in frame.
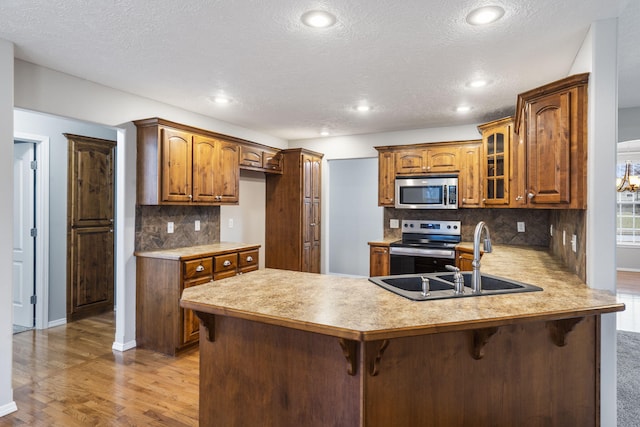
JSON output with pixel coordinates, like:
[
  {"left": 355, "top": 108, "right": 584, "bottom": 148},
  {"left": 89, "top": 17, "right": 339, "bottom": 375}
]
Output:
[{"left": 134, "top": 243, "right": 261, "bottom": 260}]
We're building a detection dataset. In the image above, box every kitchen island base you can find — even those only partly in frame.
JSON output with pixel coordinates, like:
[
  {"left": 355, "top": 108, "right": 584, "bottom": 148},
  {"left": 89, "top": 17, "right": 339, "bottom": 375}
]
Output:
[{"left": 194, "top": 313, "right": 599, "bottom": 427}]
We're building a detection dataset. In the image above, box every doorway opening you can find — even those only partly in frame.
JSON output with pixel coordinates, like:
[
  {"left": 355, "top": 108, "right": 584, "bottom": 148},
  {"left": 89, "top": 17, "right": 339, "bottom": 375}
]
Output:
[{"left": 12, "top": 133, "right": 50, "bottom": 331}]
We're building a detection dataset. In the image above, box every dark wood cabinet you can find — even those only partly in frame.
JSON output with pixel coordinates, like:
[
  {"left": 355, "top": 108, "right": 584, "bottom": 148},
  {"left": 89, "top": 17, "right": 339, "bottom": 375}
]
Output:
[
  {"left": 135, "top": 118, "right": 240, "bottom": 206},
  {"left": 369, "top": 243, "right": 390, "bottom": 276},
  {"left": 239, "top": 142, "right": 283, "bottom": 174},
  {"left": 266, "top": 148, "right": 323, "bottom": 273},
  {"left": 513, "top": 73, "right": 588, "bottom": 209},
  {"left": 135, "top": 244, "right": 259, "bottom": 356}
]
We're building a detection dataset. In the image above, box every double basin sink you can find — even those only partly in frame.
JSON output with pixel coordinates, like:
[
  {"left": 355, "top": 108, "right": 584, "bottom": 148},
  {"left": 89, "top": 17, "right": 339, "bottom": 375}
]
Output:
[{"left": 369, "top": 272, "right": 542, "bottom": 301}]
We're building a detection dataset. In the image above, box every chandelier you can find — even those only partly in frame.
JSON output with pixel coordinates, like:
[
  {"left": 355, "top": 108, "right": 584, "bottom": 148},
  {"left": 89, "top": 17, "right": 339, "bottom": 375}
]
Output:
[{"left": 617, "top": 160, "right": 639, "bottom": 192}]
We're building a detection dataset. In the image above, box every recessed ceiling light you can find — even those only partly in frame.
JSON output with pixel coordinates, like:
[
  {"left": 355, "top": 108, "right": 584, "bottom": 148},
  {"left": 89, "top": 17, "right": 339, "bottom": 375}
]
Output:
[
  {"left": 320, "top": 130, "right": 330, "bottom": 137},
  {"left": 355, "top": 105, "right": 371, "bottom": 112},
  {"left": 301, "top": 10, "right": 337, "bottom": 28},
  {"left": 456, "top": 105, "right": 472, "bottom": 113},
  {"left": 467, "top": 79, "right": 489, "bottom": 88},
  {"left": 211, "top": 95, "right": 231, "bottom": 104},
  {"left": 466, "top": 6, "right": 505, "bottom": 26}
]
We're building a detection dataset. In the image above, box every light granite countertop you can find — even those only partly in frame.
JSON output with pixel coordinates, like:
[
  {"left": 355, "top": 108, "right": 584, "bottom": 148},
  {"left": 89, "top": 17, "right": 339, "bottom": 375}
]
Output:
[
  {"left": 180, "top": 244, "right": 624, "bottom": 341},
  {"left": 134, "top": 242, "right": 261, "bottom": 261}
]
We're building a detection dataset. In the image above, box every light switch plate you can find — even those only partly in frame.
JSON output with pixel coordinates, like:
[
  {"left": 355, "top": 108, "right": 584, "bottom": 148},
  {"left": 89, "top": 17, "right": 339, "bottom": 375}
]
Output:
[
  {"left": 228, "top": 218, "right": 234, "bottom": 228},
  {"left": 390, "top": 219, "right": 400, "bottom": 229},
  {"left": 195, "top": 220, "right": 201, "bottom": 231},
  {"left": 167, "top": 221, "right": 174, "bottom": 234},
  {"left": 517, "top": 222, "right": 525, "bottom": 233}
]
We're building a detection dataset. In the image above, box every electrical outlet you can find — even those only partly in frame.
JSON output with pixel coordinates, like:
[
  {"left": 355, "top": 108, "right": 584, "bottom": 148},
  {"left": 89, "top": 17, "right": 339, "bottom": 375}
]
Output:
[
  {"left": 550, "top": 224, "right": 553, "bottom": 236},
  {"left": 571, "top": 234, "right": 577, "bottom": 253},
  {"left": 228, "top": 218, "right": 234, "bottom": 228},
  {"left": 167, "top": 221, "right": 174, "bottom": 234},
  {"left": 562, "top": 230, "right": 566, "bottom": 246},
  {"left": 517, "top": 222, "right": 525, "bottom": 233},
  {"left": 195, "top": 220, "right": 201, "bottom": 231},
  {"left": 390, "top": 219, "right": 400, "bottom": 229}
]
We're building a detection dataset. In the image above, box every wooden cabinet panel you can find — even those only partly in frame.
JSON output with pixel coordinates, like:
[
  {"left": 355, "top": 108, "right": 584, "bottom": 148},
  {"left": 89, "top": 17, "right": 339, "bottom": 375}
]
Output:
[
  {"left": 526, "top": 91, "right": 571, "bottom": 204},
  {"left": 395, "top": 149, "right": 426, "bottom": 174},
  {"left": 369, "top": 244, "right": 390, "bottom": 277},
  {"left": 478, "top": 117, "right": 512, "bottom": 206},
  {"left": 238, "top": 249, "right": 259, "bottom": 273},
  {"left": 239, "top": 144, "right": 263, "bottom": 168},
  {"left": 510, "top": 113, "right": 528, "bottom": 206},
  {"left": 266, "top": 149, "right": 323, "bottom": 273},
  {"left": 192, "top": 135, "right": 218, "bottom": 203},
  {"left": 377, "top": 149, "right": 396, "bottom": 206},
  {"left": 136, "top": 245, "right": 260, "bottom": 355},
  {"left": 459, "top": 143, "right": 482, "bottom": 207},
  {"left": 512, "top": 73, "right": 588, "bottom": 209},
  {"left": 161, "top": 128, "right": 193, "bottom": 203},
  {"left": 426, "top": 146, "right": 460, "bottom": 173},
  {"left": 455, "top": 248, "right": 475, "bottom": 271},
  {"left": 135, "top": 118, "right": 253, "bottom": 206},
  {"left": 263, "top": 149, "right": 283, "bottom": 173}
]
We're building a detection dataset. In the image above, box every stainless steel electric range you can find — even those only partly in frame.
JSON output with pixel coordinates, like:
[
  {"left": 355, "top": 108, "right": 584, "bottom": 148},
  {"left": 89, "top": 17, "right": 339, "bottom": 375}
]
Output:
[{"left": 389, "top": 220, "right": 461, "bottom": 275}]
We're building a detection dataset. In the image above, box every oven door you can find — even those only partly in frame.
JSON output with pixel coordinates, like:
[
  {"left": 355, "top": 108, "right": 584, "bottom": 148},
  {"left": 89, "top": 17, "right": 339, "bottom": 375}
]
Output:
[{"left": 389, "top": 247, "right": 455, "bottom": 275}]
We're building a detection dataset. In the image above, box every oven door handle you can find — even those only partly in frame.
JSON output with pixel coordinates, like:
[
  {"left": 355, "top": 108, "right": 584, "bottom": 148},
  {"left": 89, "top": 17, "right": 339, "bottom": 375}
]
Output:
[{"left": 389, "top": 247, "right": 455, "bottom": 259}]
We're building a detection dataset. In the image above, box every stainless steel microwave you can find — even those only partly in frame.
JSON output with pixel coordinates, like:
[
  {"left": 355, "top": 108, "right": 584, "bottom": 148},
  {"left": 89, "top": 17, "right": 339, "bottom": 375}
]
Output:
[{"left": 394, "top": 176, "right": 458, "bottom": 209}]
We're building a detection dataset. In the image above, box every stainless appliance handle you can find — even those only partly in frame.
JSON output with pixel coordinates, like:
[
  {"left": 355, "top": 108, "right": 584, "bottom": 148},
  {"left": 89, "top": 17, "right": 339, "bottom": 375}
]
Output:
[{"left": 389, "top": 247, "right": 455, "bottom": 259}]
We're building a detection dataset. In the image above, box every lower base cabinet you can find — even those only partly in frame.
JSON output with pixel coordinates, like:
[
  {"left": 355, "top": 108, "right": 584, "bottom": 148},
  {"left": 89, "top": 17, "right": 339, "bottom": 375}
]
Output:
[{"left": 135, "top": 245, "right": 259, "bottom": 356}]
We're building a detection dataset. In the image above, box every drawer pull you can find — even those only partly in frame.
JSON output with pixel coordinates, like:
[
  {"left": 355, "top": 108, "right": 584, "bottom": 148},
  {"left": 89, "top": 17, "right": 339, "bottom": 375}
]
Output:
[
  {"left": 196, "top": 265, "right": 205, "bottom": 272},
  {"left": 223, "top": 260, "right": 232, "bottom": 267},
  {"left": 246, "top": 256, "right": 253, "bottom": 262}
]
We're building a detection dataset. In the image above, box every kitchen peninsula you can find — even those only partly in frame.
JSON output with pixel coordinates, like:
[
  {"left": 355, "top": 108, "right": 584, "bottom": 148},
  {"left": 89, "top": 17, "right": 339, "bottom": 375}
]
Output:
[{"left": 180, "top": 245, "right": 623, "bottom": 426}]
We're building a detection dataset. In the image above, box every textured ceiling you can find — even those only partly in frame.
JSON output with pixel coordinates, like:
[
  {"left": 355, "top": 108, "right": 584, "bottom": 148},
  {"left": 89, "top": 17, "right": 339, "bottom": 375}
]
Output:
[{"left": 0, "top": 0, "right": 632, "bottom": 140}]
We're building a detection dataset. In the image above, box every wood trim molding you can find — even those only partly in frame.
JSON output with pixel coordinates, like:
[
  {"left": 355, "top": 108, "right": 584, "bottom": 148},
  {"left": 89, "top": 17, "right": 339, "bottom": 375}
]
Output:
[
  {"left": 368, "top": 339, "right": 390, "bottom": 376},
  {"left": 195, "top": 312, "right": 216, "bottom": 342},
  {"left": 546, "top": 317, "right": 584, "bottom": 347},
  {"left": 470, "top": 327, "right": 499, "bottom": 360},
  {"left": 338, "top": 338, "right": 358, "bottom": 376}
]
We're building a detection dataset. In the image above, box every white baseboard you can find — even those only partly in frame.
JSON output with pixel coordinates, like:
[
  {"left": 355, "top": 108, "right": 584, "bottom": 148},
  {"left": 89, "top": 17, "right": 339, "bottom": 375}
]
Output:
[
  {"left": 617, "top": 268, "right": 640, "bottom": 273},
  {"left": 112, "top": 340, "right": 136, "bottom": 352},
  {"left": 47, "top": 318, "right": 67, "bottom": 328},
  {"left": 0, "top": 401, "right": 18, "bottom": 417}
]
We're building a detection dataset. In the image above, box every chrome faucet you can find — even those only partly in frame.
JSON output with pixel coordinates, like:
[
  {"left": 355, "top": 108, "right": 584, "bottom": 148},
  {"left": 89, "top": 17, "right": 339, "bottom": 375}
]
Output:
[{"left": 472, "top": 221, "right": 492, "bottom": 293}]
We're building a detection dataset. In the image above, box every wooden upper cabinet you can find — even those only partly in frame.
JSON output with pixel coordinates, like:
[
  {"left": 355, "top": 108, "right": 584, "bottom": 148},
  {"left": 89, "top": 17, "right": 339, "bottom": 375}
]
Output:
[
  {"left": 510, "top": 112, "right": 528, "bottom": 206},
  {"left": 239, "top": 143, "right": 283, "bottom": 174},
  {"left": 513, "top": 73, "right": 588, "bottom": 209},
  {"left": 377, "top": 149, "right": 396, "bottom": 206},
  {"left": 478, "top": 117, "right": 512, "bottom": 207},
  {"left": 161, "top": 128, "right": 193, "bottom": 203},
  {"left": 426, "top": 146, "right": 460, "bottom": 173},
  {"left": 135, "top": 118, "right": 243, "bottom": 205},
  {"left": 395, "top": 145, "right": 460, "bottom": 175},
  {"left": 459, "top": 142, "right": 482, "bottom": 207}
]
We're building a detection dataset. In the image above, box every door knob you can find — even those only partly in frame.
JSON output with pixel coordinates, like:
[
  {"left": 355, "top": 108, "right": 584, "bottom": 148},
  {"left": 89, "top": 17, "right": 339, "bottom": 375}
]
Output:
[
  {"left": 528, "top": 192, "right": 535, "bottom": 199},
  {"left": 246, "top": 256, "right": 253, "bottom": 262},
  {"left": 223, "top": 260, "right": 232, "bottom": 267},
  {"left": 196, "top": 265, "right": 205, "bottom": 272}
]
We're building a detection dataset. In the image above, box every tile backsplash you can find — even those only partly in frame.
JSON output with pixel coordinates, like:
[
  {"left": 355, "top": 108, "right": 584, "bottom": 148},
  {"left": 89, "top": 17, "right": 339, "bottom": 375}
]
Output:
[
  {"left": 135, "top": 205, "right": 220, "bottom": 251},
  {"left": 383, "top": 208, "right": 551, "bottom": 246}
]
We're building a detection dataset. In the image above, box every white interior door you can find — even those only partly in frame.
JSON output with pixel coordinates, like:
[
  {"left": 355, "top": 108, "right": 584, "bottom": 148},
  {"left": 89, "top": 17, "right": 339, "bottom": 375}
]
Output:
[{"left": 13, "top": 142, "right": 36, "bottom": 328}]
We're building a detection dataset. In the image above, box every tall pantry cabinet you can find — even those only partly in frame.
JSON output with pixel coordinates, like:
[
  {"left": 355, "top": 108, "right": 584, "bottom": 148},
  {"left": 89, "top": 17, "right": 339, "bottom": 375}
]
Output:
[{"left": 266, "top": 148, "right": 324, "bottom": 273}]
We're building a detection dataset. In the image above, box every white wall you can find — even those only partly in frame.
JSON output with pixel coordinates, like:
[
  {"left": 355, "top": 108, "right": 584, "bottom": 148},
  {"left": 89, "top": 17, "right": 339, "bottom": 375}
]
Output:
[
  {"left": 13, "top": 110, "right": 117, "bottom": 323},
  {"left": 220, "top": 170, "right": 267, "bottom": 269},
  {"left": 619, "top": 107, "right": 640, "bottom": 142},
  {"left": 328, "top": 158, "right": 383, "bottom": 276},
  {"left": 0, "top": 39, "right": 17, "bottom": 416}
]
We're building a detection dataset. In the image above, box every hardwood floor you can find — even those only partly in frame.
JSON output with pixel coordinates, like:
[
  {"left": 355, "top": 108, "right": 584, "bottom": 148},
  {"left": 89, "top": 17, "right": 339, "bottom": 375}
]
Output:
[
  {"left": 2, "top": 312, "right": 199, "bottom": 426},
  {"left": 617, "top": 270, "right": 640, "bottom": 295}
]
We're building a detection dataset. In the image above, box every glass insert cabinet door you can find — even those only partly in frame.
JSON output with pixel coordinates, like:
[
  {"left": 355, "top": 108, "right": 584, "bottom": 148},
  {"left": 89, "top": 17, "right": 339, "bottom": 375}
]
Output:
[{"left": 483, "top": 125, "right": 510, "bottom": 205}]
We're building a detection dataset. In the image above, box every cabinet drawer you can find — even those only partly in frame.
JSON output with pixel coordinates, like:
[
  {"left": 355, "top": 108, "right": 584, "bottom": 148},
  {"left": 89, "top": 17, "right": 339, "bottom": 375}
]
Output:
[
  {"left": 238, "top": 249, "right": 259, "bottom": 273},
  {"left": 183, "top": 257, "right": 213, "bottom": 280},
  {"left": 214, "top": 253, "right": 238, "bottom": 273}
]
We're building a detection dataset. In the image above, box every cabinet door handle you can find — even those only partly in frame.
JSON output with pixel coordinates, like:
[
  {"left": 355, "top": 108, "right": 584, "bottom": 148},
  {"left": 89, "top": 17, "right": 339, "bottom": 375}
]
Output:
[
  {"left": 528, "top": 192, "right": 535, "bottom": 199},
  {"left": 223, "top": 260, "right": 232, "bottom": 267},
  {"left": 516, "top": 195, "right": 523, "bottom": 201},
  {"left": 196, "top": 265, "right": 205, "bottom": 272},
  {"left": 246, "top": 256, "right": 253, "bottom": 262},
  {"left": 188, "top": 194, "right": 193, "bottom": 199}
]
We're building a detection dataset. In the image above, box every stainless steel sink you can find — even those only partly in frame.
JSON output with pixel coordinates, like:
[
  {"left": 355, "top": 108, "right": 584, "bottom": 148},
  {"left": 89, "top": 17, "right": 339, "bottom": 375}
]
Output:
[{"left": 369, "top": 272, "right": 542, "bottom": 301}]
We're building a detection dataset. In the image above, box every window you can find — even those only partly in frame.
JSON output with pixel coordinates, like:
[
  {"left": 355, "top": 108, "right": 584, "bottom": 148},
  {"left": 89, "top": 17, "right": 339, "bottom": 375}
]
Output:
[{"left": 617, "top": 141, "right": 640, "bottom": 245}]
